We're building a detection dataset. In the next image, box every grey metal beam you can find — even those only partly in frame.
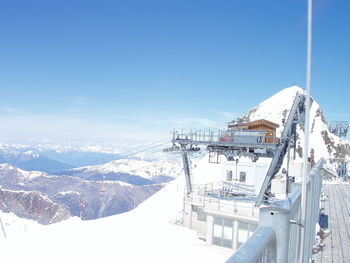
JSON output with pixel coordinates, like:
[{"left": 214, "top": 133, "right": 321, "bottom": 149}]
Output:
[
  {"left": 173, "top": 139, "right": 279, "bottom": 150},
  {"left": 260, "top": 207, "right": 291, "bottom": 263},
  {"left": 181, "top": 151, "right": 192, "bottom": 195},
  {"left": 255, "top": 93, "right": 305, "bottom": 206}
]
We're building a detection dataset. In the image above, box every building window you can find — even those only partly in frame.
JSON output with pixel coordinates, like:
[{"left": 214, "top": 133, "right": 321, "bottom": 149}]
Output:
[
  {"left": 212, "top": 217, "right": 233, "bottom": 248},
  {"left": 226, "top": 170, "right": 233, "bottom": 181},
  {"left": 239, "top": 171, "right": 246, "bottom": 183},
  {"left": 237, "top": 221, "right": 258, "bottom": 248},
  {"left": 197, "top": 207, "right": 207, "bottom": 222}
]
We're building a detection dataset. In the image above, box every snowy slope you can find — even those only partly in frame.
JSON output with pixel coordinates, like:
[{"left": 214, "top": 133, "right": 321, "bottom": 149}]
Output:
[{"left": 0, "top": 157, "right": 232, "bottom": 263}]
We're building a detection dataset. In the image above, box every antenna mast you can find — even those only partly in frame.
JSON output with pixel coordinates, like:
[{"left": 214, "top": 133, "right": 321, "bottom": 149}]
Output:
[{"left": 300, "top": 0, "right": 312, "bottom": 261}]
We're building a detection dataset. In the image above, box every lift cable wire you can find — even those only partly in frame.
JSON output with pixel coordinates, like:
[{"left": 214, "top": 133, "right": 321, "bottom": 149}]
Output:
[{"left": 119, "top": 141, "right": 171, "bottom": 159}]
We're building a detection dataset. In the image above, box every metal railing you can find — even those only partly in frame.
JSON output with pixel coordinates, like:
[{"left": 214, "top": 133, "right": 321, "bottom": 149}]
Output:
[
  {"left": 226, "top": 159, "right": 324, "bottom": 263},
  {"left": 185, "top": 182, "right": 259, "bottom": 218},
  {"left": 225, "top": 226, "right": 276, "bottom": 263},
  {"left": 190, "top": 181, "right": 255, "bottom": 196},
  {"left": 173, "top": 129, "right": 281, "bottom": 148}
]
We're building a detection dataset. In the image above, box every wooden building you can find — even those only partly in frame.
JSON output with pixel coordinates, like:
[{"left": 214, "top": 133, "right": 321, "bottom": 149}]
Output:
[{"left": 228, "top": 119, "right": 280, "bottom": 143}]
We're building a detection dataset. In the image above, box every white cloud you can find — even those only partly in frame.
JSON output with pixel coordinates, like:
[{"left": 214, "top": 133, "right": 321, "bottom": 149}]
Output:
[
  {"left": 0, "top": 112, "right": 167, "bottom": 143},
  {"left": 173, "top": 117, "right": 217, "bottom": 127},
  {"left": 0, "top": 108, "right": 236, "bottom": 144},
  {"left": 211, "top": 110, "right": 237, "bottom": 121},
  {"left": 67, "top": 96, "right": 89, "bottom": 113},
  {"left": 3, "top": 107, "right": 29, "bottom": 115},
  {"left": 143, "top": 116, "right": 222, "bottom": 128}
]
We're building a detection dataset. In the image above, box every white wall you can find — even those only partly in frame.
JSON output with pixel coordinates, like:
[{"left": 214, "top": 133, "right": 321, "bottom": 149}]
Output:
[{"left": 223, "top": 158, "right": 270, "bottom": 194}]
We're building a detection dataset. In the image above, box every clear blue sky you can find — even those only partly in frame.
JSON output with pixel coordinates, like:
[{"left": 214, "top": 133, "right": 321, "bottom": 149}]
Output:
[{"left": 0, "top": 0, "right": 349, "bottom": 143}]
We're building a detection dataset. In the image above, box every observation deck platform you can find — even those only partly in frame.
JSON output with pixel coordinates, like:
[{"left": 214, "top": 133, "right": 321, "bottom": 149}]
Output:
[{"left": 313, "top": 183, "right": 350, "bottom": 263}]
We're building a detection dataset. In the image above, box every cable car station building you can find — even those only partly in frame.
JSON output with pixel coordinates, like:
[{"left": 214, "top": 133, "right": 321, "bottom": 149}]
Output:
[{"left": 182, "top": 119, "right": 281, "bottom": 250}]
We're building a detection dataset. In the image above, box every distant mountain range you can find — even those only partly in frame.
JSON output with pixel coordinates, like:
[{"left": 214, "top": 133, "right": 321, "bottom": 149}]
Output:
[
  {"left": 0, "top": 151, "right": 74, "bottom": 174},
  {"left": 0, "top": 142, "right": 185, "bottom": 224},
  {"left": 40, "top": 149, "right": 122, "bottom": 167},
  {"left": 58, "top": 158, "right": 183, "bottom": 185},
  {"left": 0, "top": 164, "right": 165, "bottom": 221},
  {"left": 0, "top": 144, "right": 122, "bottom": 173}
]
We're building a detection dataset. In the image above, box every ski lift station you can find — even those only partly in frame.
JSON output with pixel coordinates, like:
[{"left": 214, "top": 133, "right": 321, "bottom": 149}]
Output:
[
  {"left": 175, "top": 118, "right": 306, "bottom": 248},
  {"left": 162, "top": 1, "right": 350, "bottom": 260},
  {"left": 165, "top": 92, "right": 330, "bottom": 262}
]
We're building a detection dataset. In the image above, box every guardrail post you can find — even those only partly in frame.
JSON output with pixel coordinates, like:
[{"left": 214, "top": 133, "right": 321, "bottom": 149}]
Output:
[{"left": 260, "top": 206, "right": 290, "bottom": 263}]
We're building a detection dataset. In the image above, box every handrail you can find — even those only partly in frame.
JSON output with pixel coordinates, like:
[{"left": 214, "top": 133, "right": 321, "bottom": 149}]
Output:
[
  {"left": 225, "top": 226, "right": 276, "bottom": 263},
  {"left": 173, "top": 129, "right": 281, "bottom": 148},
  {"left": 225, "top": 158, "right": 324, "bottom": 263}
]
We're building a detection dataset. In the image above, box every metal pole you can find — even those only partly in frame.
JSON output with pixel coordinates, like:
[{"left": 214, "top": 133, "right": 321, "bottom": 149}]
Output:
[
  {"left": 300, "top": 0, "right": 312, "bottom": 262},
  {"left": 181, "top": 151, "right": 192, "bottom": 194},
  {"left": 260, "top": 207, "right": 290, "bottom": 263},
  {"left": 0, "top": 215, "right": 7, "bottom": 239},
  {"left": 287, "top": 134, "right": 291, "bottom": 194}
]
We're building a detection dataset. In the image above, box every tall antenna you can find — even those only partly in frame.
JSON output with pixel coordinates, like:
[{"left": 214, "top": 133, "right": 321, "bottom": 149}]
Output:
[{"left": 300, "top": 0, "right": 313, "bottom": 262}]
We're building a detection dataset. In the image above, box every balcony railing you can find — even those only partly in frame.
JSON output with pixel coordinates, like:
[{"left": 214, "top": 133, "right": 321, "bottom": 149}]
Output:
[
  {"left": 173, "top": 129, "right": 281, "bottom": 148},
  {"left": 225, "top": 159, "right": 324, "bottom": 263}
]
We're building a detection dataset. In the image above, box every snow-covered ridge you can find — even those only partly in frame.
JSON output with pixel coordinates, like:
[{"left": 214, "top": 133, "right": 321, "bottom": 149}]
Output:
[
  {"left": 68, "top": 158, "right": 184, "bottom": 180},
  {"left": 0, "top": 163, "right": 137, "bottom": 186},
  {"left": 0, "top": 164, "right": 45, "bottom": 180},
  {"left": 35, "top": 143, "right": 123, "bottom": 154},
  {"left": 241, "top": 86, "right": 349, "bottom": 162},
  {"left": 241, "top": 86, "right": 304, "bottom": 133}
]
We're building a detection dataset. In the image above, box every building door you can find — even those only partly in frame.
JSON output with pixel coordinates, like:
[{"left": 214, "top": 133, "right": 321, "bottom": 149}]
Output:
[{"left": 212, "top": 217, "right": 233, "bottom": 248}]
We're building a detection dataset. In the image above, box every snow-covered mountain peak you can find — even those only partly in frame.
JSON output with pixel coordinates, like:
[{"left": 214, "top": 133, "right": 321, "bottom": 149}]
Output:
[
  {"left": 0, "top": 163, "right": 17, "bottom": 171},
  {"left": 0, "top": 164, "right": 45, "bottom": 180},
  {"left": 238, "top": 86, "right": 349, "bottom": 162},
  {"left": 241, "top": 86, "right": 304, "bottom": 132},
  {"left": 258, "top": 85, "right": 304, "bottom": 108},
  {"left": 22, "top": 150, "right": 39, "bottom": 158}
]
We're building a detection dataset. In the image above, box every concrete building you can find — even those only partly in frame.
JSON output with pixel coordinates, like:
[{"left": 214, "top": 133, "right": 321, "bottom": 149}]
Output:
[
  {"left": 182, "top": 157, "right": 313, "bottom": 250},
  {"left": 183, "top": 158, "right": 270, "bottom": 250}
]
